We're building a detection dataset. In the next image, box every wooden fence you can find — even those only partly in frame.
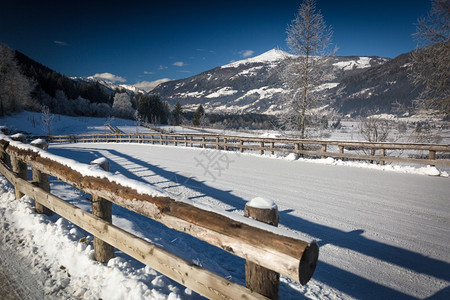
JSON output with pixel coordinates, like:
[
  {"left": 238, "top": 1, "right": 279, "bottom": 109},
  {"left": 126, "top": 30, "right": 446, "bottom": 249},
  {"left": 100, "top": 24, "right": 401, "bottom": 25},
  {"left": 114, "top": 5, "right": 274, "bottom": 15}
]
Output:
[
  {"left": 0, "top": 133, "right": 319, "bottom": 300},
  {"left": 44, "top": 132, "right": 450, "bottom": 167}
]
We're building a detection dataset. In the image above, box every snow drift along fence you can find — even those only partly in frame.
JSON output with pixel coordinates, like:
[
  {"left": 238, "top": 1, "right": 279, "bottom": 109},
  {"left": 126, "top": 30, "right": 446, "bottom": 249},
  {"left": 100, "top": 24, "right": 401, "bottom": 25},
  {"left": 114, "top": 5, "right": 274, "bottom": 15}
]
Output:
[
  {"left": 0, "top": 134, "right": 319, "bottom": 300},
  {"left": 44, "top": 132, "right": 450, "bottom": 167}
]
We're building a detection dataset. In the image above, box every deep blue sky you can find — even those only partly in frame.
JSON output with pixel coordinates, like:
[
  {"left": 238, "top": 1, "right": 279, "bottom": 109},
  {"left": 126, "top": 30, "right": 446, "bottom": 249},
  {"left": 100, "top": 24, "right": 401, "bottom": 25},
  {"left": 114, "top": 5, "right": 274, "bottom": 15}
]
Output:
[{"left": 1, "top": 0, "right": 432, "bottom": 86}]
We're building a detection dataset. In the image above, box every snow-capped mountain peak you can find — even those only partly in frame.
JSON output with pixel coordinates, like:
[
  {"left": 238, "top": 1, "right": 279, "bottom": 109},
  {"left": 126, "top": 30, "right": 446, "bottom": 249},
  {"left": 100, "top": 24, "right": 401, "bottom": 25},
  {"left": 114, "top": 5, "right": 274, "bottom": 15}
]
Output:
[
  {"left": 152, "top": 48, "right": 417, "bottom": 116},
  {"left": 222, "top": 49, "right": 293, "bottom": 68},
  {"left": 71, "top": 77, "right": 146, "bottom": 94}
]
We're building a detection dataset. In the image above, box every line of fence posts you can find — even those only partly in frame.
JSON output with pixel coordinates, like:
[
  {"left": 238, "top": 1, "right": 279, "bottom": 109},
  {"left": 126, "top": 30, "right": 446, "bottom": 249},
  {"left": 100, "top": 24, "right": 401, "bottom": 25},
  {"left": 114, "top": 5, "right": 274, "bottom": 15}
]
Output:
[
  {"left": 45, "top": 132, "right": 450, "bottom": 167},
  {"left": 6, "top": 135, "right": 114, "bottom": 260},
  {"left": 0, "top": 130, "right": 320, "bottom": 300}
]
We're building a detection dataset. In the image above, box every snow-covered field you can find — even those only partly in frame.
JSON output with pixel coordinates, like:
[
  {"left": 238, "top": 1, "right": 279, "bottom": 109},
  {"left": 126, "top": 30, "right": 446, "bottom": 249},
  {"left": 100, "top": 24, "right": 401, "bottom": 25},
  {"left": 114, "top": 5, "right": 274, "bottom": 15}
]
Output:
[{"left": 0, "top": 112, "right": 449, "bottom": 299}]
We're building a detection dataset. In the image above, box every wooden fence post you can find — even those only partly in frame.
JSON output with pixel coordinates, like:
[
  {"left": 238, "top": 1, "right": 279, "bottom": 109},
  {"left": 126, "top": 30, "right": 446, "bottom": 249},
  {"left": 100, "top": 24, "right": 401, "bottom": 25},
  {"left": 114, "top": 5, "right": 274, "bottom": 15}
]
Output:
[
  {"left": 380, "top": 148, "right": 386, "bottom": 166},
  {"left": 216, "top": 137, "right": 220, "bottom": 150},
  {"left": 295, "top": 143, "right": 300, "bottom": 159},
  {"left": 11, "top": 134, "right": 28, "bottom": 199},
  {"left": 244, "top": 198, "right": 280, "bottom": 299},
  {"left": 240, "top": 140, "right": 244, "bottom": 153},
  {"left": 429, "top": 150, "right": 436, "bottom": 167},
  {"left": 90, "top": 158, "right": 114, "bottom": 263},
  {"left": 223, "top": 138, "right": 228, "bottom": 151},
  {"left": 30, "top": 139, "right": 52, "bottom": 215},
  {"left": 260, "top": 141, "right": 265, "bottom": 155},
  {"left": 321, "top": 144, "right": 327, "bottom": 159}
]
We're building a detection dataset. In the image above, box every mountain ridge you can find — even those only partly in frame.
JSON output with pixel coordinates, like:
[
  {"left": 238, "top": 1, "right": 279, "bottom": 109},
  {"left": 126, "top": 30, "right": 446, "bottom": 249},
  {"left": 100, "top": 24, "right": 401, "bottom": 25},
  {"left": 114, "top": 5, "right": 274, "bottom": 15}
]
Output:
[
  {"left": 13, "top": 44, "right": 423, "bottom": 118},
  {"left": 151, "top": 48, "right": 408, "bottom": 117}
]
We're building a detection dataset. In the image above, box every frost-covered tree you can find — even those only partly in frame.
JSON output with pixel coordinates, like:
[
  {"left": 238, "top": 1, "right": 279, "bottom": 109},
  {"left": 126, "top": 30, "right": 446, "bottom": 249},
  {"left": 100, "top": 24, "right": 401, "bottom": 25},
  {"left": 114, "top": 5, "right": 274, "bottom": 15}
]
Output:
[
  {"left": 410, "top": 0, "right": 449, "bottom": 116},
  {"left": 0, "top": 44, "right": 35, "bottom": 116},
  {"left": 41, "top": 105, "right": 54, "bottom": 136},
  {"left": 134, "top": 110, "right": 143, "bottom": 134},
  {"left": 112, "top": 92, "right": 135, "bottom": 119},
  {"left": 281, "top": 0, "right": 334, "bottom": 139}
]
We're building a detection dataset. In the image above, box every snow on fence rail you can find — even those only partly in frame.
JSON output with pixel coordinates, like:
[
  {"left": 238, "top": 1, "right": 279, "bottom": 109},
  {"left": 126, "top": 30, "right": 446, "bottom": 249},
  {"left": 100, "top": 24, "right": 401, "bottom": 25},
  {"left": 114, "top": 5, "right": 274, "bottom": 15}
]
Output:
[
  {"left": 43, "top": 132, "right": 450, "bottom": 167},
  {"left": 0, "top": 133, "right": 319, "bottom": 300}
]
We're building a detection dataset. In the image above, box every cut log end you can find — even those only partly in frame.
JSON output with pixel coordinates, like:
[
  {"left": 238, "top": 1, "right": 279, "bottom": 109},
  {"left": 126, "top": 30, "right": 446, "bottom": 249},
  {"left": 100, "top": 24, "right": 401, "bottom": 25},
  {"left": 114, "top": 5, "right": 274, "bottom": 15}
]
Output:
[{"left": 299, "top": 241, "right": 319, "bottom": 285}]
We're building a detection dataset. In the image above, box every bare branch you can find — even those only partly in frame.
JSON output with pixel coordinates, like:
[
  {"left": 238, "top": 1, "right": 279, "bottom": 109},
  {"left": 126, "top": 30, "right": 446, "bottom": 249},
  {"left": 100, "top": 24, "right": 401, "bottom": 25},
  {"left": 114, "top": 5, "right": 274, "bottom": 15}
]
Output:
[{"left": 410, "top": 0, "right": 450, "bottom": 116}]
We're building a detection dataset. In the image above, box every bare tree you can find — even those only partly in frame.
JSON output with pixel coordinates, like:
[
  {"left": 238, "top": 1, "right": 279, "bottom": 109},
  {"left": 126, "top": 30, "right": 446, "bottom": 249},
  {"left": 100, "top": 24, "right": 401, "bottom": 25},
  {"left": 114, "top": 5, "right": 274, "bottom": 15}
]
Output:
[
  {"left": 134, "top": 110, "right": 143, "bottom": 134},
  {"left": 410, "top": 0, "right": 450, "bottom": 116},
  {"left": 359, "top": 117, "right": 391, "bottom": 143},
  {"left": 281, "top": 0, "right": 334, "bottom": 139},
  {"left": 358, "top": 116, "right": 391, "bottom": 157},
  {"left": 41, "top": 105, "right": 54, "bottom": 136}
]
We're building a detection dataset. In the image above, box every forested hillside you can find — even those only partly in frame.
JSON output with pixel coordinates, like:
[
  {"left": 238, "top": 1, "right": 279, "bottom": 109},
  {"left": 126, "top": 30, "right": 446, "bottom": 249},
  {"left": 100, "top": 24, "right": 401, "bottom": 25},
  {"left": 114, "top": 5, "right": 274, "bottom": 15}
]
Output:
[{"left": 0, "top": 43, "right": 170, "bottom": 123}]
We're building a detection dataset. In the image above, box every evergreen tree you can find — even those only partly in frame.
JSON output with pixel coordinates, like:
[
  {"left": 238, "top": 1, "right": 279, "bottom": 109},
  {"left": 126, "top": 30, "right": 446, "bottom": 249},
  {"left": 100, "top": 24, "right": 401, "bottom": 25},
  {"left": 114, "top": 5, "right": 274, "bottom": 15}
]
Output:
[
  {"left": 172, "top": 101, "right": 183, "bottom": 125},
  {"left": 193, "top": 104, "right": 205, "bottom": 126},
  {"left": 137, "top": 94, "right": 169, "bottom": 124}
]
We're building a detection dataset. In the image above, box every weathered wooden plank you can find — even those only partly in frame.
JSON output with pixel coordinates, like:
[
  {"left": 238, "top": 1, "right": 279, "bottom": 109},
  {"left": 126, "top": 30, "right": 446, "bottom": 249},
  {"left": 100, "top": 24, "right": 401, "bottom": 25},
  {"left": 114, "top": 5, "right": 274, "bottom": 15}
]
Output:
[
  {"left": 5, "top": 144, "right": 317, "bottom": 284},
  {"left": 0, "top": 162, "right": 267, "bottom": 300}
]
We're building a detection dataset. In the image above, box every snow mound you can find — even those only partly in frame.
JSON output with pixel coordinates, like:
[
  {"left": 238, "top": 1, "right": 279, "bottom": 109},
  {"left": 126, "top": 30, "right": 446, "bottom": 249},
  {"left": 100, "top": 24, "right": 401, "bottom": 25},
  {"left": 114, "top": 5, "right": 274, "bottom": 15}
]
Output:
[{"left": 247, "top": 197, "right": 278, "bottom": 210}]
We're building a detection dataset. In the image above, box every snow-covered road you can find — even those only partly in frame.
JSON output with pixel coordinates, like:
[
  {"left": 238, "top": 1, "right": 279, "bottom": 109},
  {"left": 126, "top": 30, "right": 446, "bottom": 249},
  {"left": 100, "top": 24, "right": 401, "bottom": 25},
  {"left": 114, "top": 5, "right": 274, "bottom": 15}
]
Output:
[{"left": 45, "top": 142, "right": 450, "bottom": 299}]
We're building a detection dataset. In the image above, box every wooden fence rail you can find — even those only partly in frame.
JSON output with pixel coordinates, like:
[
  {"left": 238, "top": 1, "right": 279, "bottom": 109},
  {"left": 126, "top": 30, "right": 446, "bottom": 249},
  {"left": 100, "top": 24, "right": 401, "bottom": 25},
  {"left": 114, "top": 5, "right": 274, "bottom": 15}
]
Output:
[
  {"left": 41, "top": 132, "right": 450, "bottom": 167},
  {"left": 0, "top": 134, "right": 319, "bottom": 299}
]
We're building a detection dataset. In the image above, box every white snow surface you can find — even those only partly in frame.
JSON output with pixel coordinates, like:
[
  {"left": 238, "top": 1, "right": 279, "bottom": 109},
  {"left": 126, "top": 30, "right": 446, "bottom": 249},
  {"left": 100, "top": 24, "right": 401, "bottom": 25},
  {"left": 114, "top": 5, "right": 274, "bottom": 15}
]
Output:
[
  {"left": 17, "top": 142, "right": 448, "bottom": 299},
  {"left": 0, "top": 112, "right": 449, "bottom": 299},
  {"left": 234, "top": 86, "right": 285, "bottom": 102},
  {"left": 0, "top": 179, "right": 189, "bottom": 300},
  {"left": 333, "top": 57, "right": 372, "bottom": 70},
  {"left": 205, "top": 87, "right": 238, "bottom": 98},
  {"left": 312, "top": 82, "right": 340, "bottom": 92}
]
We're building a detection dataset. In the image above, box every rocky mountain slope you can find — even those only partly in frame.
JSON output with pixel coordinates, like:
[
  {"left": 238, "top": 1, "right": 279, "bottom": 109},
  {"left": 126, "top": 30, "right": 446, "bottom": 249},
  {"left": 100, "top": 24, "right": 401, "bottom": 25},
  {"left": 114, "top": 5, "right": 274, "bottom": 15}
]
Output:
[{"left": 152, "top": 49, "right": 419, "bottom": 117}]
